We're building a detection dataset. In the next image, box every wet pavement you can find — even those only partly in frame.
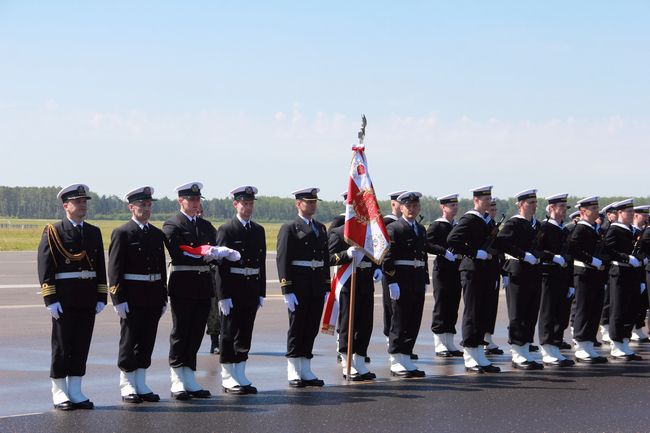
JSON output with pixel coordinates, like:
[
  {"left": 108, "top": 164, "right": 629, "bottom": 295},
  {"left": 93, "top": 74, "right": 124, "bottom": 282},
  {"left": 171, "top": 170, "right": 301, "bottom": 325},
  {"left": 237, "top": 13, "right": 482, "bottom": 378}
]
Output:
[{"left": 1, "top": 251, "right": 649, "bottom": 433}]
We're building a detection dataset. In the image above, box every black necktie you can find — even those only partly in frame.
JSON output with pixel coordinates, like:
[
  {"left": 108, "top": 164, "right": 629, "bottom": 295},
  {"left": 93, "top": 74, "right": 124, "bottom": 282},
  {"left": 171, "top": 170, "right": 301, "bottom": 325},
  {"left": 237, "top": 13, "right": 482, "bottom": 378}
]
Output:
[
  {"left": 75, "top": 224, "right": 84, "bottom": 241},
  {"left": 411, "top": 222, "right": 418, "bottom": 237},
  {"left": 245, "top": 222, "right": 251, "bottom": 232},
  {"left": 191, "top": 218, "right": 198, "bottom": 237},
  {"left": 308, "top": 221, "right": 318, "bottom": 237},
  {"left": 142, "top": 224, "right": 149, "bottom": 234}
]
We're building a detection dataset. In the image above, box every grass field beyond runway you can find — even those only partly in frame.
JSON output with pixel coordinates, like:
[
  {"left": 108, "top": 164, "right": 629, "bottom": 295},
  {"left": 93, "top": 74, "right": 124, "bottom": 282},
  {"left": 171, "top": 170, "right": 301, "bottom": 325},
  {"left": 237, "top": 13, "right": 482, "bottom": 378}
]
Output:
[{"left": 0, "top": 218, "right": 282, "bottom": 251}]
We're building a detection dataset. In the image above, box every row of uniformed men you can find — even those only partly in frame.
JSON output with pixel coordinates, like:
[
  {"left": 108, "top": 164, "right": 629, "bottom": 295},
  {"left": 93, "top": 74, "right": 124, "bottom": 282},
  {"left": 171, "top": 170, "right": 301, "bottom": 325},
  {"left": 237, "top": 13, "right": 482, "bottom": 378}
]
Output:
[{"left": 38, "top": 182, "right": 650, "bottom": 410}]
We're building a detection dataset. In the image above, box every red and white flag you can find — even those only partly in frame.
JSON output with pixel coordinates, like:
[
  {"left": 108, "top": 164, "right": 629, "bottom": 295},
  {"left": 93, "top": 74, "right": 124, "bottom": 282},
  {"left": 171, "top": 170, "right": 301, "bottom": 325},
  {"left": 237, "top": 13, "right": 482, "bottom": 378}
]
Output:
[{"left": 321, "top": 143, "right": 390, "bottom": 334}]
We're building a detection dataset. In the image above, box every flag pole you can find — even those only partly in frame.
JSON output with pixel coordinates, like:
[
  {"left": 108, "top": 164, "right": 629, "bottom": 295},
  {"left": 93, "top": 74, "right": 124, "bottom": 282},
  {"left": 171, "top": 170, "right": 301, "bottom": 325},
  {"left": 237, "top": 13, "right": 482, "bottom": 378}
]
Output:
[{"left": 345, "top": 114, "right": 367, "bottom": 381}]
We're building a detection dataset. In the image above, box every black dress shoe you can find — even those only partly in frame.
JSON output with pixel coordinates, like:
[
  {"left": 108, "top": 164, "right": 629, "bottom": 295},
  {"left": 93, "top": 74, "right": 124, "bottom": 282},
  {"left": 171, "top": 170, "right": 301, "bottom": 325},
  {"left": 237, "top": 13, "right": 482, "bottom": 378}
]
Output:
[
  {"left": 288, "top": 379, "right": 305, "bottom": 388},
  {"left": 365, "top": 356, "right": 371, "bottom": 363},
  {"left": 121, "top": 394, "right": 143, "bottom": 404},
  {"left": 485, "top": 347, "right": 504, "bottom": 355},
  {"left": 243, "top": 385, "right": 258, "bottom": 394},
  {"left": 625, "top": 353, "right": 643, "bottom": 361},
  {"left": 138, "top": 392, "right": 160, "bottom": 402},
  {"left": 187, "top": 389, "right": 211, "bottom": 398},
  {"left": 53, "top": 401, "right": 75, "bottom": 411},
  {"left": 303, "top": 378, "right": 325, "bottom": 387},
  {"left": 409, "top": 369, "right": 426, "bottom": 378},
  {"left": 450, "top": 350, "right": 464, "bottom": 357},
  {"left": 435, "top": 350, "right": 453, "bottom": 358},
  {"left": 481, "top": 364, "right": 501, "bottom": 373},
  {"left": 410, "top": 353, "right": 419, "bottom": 360},
  {"left": 222, "top": 385, "right": 246, "bottom": 395},
  {"left": 575, "top": 356, "right": 608, "bottom": 364},
  {"left": 559, "top": 341, "right": 572, "bottom": 350},
  {"left": 544, "top": 359, "right": 575, "bottom": 367},
  {"left": 593, "top": 340, "right": 602, "bottom": 347},
  {"left": 171, "top": 391, "right": 191, "bottom": 400},
  {"left": 512, "top": 361, "right": 538, "bottom": 371},
  {"left": 343, "top": 373, "right": 365, "bottom": 381},
  {"left": 336, "top": 353, "right": 342, "bottom": 363},
  {"left": 529, "top": 344, "right": 539, "bottom": 352},
  {"left": 464, "top": 366, "right": 485, "bottom": 374},
  {"left": 72, "top": 400, "right": 94, "bottom": 410},
  {"left": 361, "top": 372, "right": 376, "bottom": 380},
  {"left": 390, "top": 370, "right": 414, "bottom": 378}
]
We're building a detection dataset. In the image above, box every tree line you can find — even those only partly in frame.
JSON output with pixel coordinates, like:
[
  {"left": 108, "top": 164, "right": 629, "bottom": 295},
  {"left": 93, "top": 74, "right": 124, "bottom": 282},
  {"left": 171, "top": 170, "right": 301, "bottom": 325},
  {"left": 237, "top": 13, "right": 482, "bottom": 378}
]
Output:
[{"left": 0, "top": 186, "right": 647, "bottom": 224}]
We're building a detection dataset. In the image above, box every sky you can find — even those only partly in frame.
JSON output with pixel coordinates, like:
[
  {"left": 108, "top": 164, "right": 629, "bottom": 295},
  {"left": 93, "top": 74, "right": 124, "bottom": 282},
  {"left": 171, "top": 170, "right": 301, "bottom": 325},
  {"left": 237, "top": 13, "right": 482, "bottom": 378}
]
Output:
[{"left": 1, "top": 1, "right": 649, "bottom": 200}]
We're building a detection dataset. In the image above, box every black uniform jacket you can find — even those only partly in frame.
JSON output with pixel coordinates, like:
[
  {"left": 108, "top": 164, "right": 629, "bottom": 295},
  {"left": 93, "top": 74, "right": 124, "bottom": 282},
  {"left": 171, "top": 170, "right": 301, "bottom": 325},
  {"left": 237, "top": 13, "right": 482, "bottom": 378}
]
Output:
[
  {"left": 276, "top": 216, "right": 331, "bottom": 295},
  {"left": 496, "top": 216, "right": 547, "bottom": 274},
  {"left": 382, "top": 217, "right": 429, "bottom": 287},
  {"left": 426, "top": 218, "right": 459, "bottom": 273},
  {"left": 568, "top": 220, "right": 609, "bottom": 275},
  {"left": 328, "top": 226, "right": 377, "bottom": 291},
  {"left": 447, "top": 210, "right": 491, "bottom": 272},
  {"left": 108, "top": 220, "right": 167, "bottom": 307},
  {"left": 163, "top": 212, "right": 217, "bottom": 299},
  {"left": 37, "top": 218, "right": 107, "bottom": 308},
  {"left": 215, "top": 217, "right": 266, "bottom": 306}
]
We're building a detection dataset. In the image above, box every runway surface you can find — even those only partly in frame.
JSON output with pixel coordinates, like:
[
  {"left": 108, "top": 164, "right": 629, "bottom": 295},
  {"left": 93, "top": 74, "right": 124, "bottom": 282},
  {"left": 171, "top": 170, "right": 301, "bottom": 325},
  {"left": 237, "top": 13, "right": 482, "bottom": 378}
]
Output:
[{"left": 0, "top": 251, "right": 649, "bottom": 433}]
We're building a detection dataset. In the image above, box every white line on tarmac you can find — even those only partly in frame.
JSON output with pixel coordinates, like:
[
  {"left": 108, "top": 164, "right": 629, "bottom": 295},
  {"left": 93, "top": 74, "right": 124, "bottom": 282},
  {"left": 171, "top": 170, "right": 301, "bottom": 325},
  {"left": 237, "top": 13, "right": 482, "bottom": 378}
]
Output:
[
  {"left": 0, "top": 284, "right": 39, "bottom": 289},
  {"left": 0, "top": 412, "right": 44, "bottom": 419}
]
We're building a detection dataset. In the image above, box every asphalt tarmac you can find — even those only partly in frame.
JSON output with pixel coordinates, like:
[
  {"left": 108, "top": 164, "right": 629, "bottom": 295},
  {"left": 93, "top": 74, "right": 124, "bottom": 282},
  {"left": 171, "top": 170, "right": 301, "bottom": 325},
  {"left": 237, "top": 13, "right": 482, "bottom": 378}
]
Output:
[{"left": 1, "top": 251, "right": 649, "bottom": 433}]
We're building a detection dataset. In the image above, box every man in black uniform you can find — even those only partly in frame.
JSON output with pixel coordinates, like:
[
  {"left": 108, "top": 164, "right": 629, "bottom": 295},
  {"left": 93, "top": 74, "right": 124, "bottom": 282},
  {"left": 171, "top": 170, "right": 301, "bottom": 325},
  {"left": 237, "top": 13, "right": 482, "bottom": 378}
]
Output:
[
  {"left": 484, "top": 197, "right": 505, "bottom": 355},
  {"left": 164, "top": 181, "right": 221, "bottom": 400},
  {"left": 496, "top": 189, "right": 545, "bottom": 370},
  {"left": 37, "top": 184, "right": 107, "bottom": 410},
  {"left": 276, "top": 188, "right": 331, "bottom": 388},
  {"left": 598, "top": 202, "right": 618, "bottom": 344},
  {"left": 639, "top": 206, "right": 650, "bottom": 340},
  {"left": 604, "top": 199, "right": 643, "bottom": 360},
  {"left": 329, "top": 225, "right": 379, "bottom": 380},
  {"left": 215, "top": 185, "right": 266, "bottom": 394},
  {"left": 631, "top": 205, "right": 649, "bottom": 342},
  {"left": 381, "top": 190, "right": 406, "bottom": 344},
  {"left": 426, "top": 193, "right": 463, "bottom": 357},
  {"left": 382, "top": 191, "right": 428, "bottom": 377},
  {"left": 108, "top": 186, "right": 167, "bottom": 403},
  {"left": 568, "top": 196, "right": 609, "bottom": 363},
  {"left": 447, "top": 185, "right": 500, "bottom": 373},
  {"left": 535, "top": 193, "right": 575, "bottom": 367}
]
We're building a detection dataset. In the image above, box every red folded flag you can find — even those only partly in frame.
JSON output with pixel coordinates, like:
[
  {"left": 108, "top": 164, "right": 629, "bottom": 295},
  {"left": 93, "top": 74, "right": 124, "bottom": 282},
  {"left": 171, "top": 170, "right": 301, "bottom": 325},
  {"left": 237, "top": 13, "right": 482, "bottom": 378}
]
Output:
[{"left": 179, "top": 244, "right": 213, "bottom": 256}]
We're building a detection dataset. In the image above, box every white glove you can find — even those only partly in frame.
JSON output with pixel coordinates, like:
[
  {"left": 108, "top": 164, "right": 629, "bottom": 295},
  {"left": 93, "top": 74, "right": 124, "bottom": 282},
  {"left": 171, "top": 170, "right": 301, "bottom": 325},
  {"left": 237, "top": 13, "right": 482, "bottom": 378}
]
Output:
[
  {"left": 47, "top": 302, "right": 63, "bottom": 320},
  {"left": 502, "top": 276, "right": 509, "bottom": 289},
  {"left": 161, "top": 304, "right": 167, "bottom": 315},
  {"left": 567, "top": 287, "right": 576, "bottom": 298},
  {"left": 207, "top": 246, "right": 233, "bottom": 260},
  {"left": 258, "top": 297, "right": 264, "bottom": 308},
  {"left": 523, "top": 252, "right": 538, "bottom": 265},
  {"left": 284, "top": 293, "right": 298, "bottom": 312},
  {"left": 628, "top": 255, "right": 641, "bottom": 268},
  {"left": 218, "top": 298, "right": 233, "bottom": 316},
  {"left": 444, "top": 250, "right": 456, "bottom": 262},
  {"left": 641, "top": 283, "right": 647, "bottom": 294},
  {"left": 95, "top": 301, "right": 105, "bottom": 315},
  {"left": 552, "top": 254, "right": 567, "bottom": 267},
  {"left": 388, "top": 283, "right": 400, "bottom": 300},
  {"left": 226, "top": 249, "right": 241, "bottom": 262},
  {"left": 475, "top": 249, "right": 489, "bottom": 260},
  {"left": 113, "top": 302, "right": 129, "bottom": 319},
  {"left": 373, "top": 268, "right": 383, "bottom": 282},
  {"left": 590, "top": 257, "right": 603, "bottom": 268},
  {"left": 346, "top": 246, "right": 365, "bottom": 261}
]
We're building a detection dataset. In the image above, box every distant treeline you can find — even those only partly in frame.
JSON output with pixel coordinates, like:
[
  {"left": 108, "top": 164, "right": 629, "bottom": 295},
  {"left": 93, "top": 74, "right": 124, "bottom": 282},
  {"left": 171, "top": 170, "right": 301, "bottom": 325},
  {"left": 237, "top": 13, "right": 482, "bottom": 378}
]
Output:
[{"left": 1, "top": 186, "right": 648, "bottom": 224}]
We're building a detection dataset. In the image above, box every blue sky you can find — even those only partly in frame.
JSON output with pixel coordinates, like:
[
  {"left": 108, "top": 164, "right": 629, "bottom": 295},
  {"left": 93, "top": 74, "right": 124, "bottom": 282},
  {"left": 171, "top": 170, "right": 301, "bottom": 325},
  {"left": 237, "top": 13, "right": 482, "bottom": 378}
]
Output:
[{"left": 1, "top": 1, "right": 649, "bottom": 200}]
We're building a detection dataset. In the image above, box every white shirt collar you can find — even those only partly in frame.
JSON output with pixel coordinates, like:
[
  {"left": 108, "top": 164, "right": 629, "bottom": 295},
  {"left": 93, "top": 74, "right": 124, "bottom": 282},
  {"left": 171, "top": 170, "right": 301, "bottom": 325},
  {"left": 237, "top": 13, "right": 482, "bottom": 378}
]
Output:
[
  {"left": 611, "top": 222, "right": 632, "bottom": 232},
  {"left": 180, "top": 210, "right": 196, "bottom": 222},
  {"left": 578, "top": 220, "right": 597, "bottom": 230},
  {"left": 545, "top": 218, "right": 564, "bottom": 229},
  {"left": 67, "top": 217, "right": 83, "bottom": 228},
  {"left": 386, "top": 214, "right": 398, "bottom": 221},
  {"left": 131, "top": 217, "right": 148, "bottom": 230},
  {"left": 466, "top": 210, "right": 489, "bottom": 223},
  {"left": 402, "top": 216, "right": 416, "bottom": 226},
  {"left": 236, "top": 215, "right": 251, "bottom": 227},
  {"left": 298, "top": 214, "right": 312, "bottom": 225}
]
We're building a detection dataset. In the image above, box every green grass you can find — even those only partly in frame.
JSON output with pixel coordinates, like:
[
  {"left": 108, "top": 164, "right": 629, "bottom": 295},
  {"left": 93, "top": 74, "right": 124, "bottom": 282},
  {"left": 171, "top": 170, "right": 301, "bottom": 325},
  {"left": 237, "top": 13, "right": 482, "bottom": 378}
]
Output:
[{"left": 0, "top": 218, "right": 282, "bottom": 251}]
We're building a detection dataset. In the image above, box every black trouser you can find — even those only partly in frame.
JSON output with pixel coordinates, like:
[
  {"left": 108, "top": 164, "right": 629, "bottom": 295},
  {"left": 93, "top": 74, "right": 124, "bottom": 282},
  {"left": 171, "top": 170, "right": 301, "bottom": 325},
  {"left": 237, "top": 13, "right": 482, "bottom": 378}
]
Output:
[
  {"left": 484, "top": 270, "right": 501, "bottom": 335},
  {"left": 460, "top": 264, "right": 493, "bottom": 348},
  {"left": 388, "top": 284, "right": 425, "bottom": 355},
  {"left": 538, "top": 266, "right": 568, "bottom": 346},
  {"left": 505, "top": 266, "right": 542, "bottom": 346},
  {"left": 381, "top": 276, "right": 393, "bottom": 337},
  {"left": 51, "top": 307, "right": 96, "bottom": 378},
  {"left": 634, "top": 283, "right": 649, "bottom": 329},
  {"left": 430, "top": 264, "right": 462, "bottom": 334},
  {"left": 169, "top": 296, "right": 211, "bottom": 370},
  {"left": 206, "top": 296, "right": 221, "bottom": 336},
  {"left": 573, "top": 270, "right": 605, "bottom": 342},
  {"left": 608, "top": 266, "right": 638, "bottom": 342},
  {"left": 338, "top": 277, "right": 374, "bottom": 357},
  {"left": 600, "top": 282, "right": 610, "bottom": 326},
  {"left": 118, "top": 306, "right": 163, "bottom": 372},
  {"left": 286, "top": 291, "right": 324, "bottom": 359},
  {"left": 219, "top": 301, "right": 258, "bottom": 363}
]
